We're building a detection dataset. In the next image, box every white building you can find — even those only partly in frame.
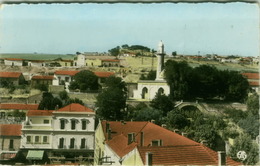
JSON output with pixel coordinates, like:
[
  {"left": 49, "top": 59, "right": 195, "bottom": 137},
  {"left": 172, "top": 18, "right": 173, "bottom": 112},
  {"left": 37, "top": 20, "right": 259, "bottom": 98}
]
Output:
[
  {"left": 28, "top": 60, "right": 46, "bottom": 67},
  {"left": 74, "top": 54, "right": 86, "bottom": 67},
  {"left": 4, "top": 58, "right": 24, "bottom": 66},
  {"left": 132, "top": 41, "right": 170, "bottom": 100},
  {"left": 20, "top": 103, "right": 95, "bottom": 164}
]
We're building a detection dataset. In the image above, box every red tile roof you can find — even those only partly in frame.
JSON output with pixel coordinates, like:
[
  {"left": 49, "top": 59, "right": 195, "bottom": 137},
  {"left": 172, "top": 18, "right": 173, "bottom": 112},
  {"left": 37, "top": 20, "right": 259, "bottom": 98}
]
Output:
[
  {"left": 0, "top": 103, "right": 39, "bottom": 110},
  {"left": 242, "top": 73, "right": 259, "bottom": 79},
  {"left": 138, "top": 146, "right": 241, "bottom": 165},
  {"left": 102, "top": 59, "right": 120, "bottom": 62},
  {"left": 56, "top": 103, "right": 94, "bottom": 113},
  {"left": 54, "top": 70, "right": 80, "bottom": 76},
  {"left": 102, "top": 121, "right": 241, "bottom": 165},
  {"left": 5, "top": 58, "right": 23, "bottom": 61},
  {"left": 27, "top": 110, "right": 53, "bottom": 116},
  {"left": 94, "top": 71, "right": 114, "bottom": 78},
  {"left": 31, "top": 75, "right": 54, "bottom": 80},
  {"left": 0, "top": 72, "right": 22, "bottom": 78},
  {"left": 249, "top": 81, "right": 259, "bottom": 86},
  {"left": 0, "top": 124, "right": 22, "bottom": 136}
]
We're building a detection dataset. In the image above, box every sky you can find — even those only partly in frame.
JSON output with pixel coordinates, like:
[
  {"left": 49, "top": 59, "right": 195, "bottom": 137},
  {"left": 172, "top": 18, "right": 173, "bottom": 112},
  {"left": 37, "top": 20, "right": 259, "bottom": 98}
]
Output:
[{"left": 0, "top": 2, "right": 259, "bottom": 56}]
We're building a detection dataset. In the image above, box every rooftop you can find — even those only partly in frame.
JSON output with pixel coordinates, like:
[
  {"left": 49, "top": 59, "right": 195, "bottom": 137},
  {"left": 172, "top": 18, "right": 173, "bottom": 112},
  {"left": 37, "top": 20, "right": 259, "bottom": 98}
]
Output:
[
  {"left": 0, "top": 72, "right": 22, "bottom": 78},
  {"left": 0, "top": 103, "right": 39, "bottom": 110},
  {"left": 242, "top": 72, "right": 259, "bottom": 79},
  {"left": 27, "top": 110, "right": 53, "bottom": 116},
  {"left": 94, "top": 71, "right": 114, "bottom": 78},
  {"left": 31, "top": 75, "right": 54, "bottom": 80},
  {"left": 54, "top": 70, "right": 80, "bottom": 76},
  {"left": 55, "top": 103, "right": 94, "bottom": 113},
  {"left": 0, "top": 124, "right": 22, "bottom": 136}
]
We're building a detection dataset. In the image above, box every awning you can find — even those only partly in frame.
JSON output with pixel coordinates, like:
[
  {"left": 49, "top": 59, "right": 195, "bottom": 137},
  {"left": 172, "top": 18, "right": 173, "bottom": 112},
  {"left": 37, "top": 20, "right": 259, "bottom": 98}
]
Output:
[
  {"left": 0, "top": 152, "right": 17, "bottom": 160},
  {"left": 26, "top": 150, "right": 44, "bottom": 160}
]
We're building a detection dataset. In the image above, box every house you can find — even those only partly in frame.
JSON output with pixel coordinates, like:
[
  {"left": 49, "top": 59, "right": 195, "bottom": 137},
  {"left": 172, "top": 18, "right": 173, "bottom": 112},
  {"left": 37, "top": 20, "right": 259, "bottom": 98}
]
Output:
[
  {"left": 0, "top": 124, "right": 22, "bottom": 162},
  {"left": 86, "top": 58, "right": 102, "bottom": 67},
  {"left": 53, "top": 70, "right": 114, "bottom": 91},
  {"left": 59, "top": 60, "right": 73, "bottom": 67},
  {"left": 0, "top": 103, "right": 39, "bottom": 119},
  {"left": 101, "top": 59, "right": 120, "bottom": 67},
  {"left": 242, "top": 72, "right": 259, "bottom": 93},
  {"left": 132, "top": 41, "right": 170, "bottom": 100},
  {"left": 4, "top": 58, "right": 24, "bottom": 66},
  {"left": 20, "top": 103, "right": 95, "bottom": 164},
  {"left": 31, "top": 75, "right": 54, "bottom": 89},
  {"left": 74, "top": 54, "right": 86, "bottom": 67},
  {"left": 0, "top": 72, "right": 26, "bottom": 86},
  {"left": 94, "top": 121, "right": 241, "bottom": 166},
  {"left": 28, "top": 60, "right": 46, "bottom": 67}
]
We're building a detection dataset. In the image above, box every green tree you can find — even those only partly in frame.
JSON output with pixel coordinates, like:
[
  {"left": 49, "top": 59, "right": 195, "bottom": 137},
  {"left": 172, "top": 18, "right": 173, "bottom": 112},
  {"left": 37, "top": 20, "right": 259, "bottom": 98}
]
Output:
[
  {"left": 65, "top": 98, "right": 84, "bottom": 106},
  {"left": 150, "top": 93, "right": 173, "bottom": 116},
  {"left": 229, "top": 134, "right": 259, "bottom": 165},
  {"left": 38, "top": 92, "right": 63, "bottom": 110},
  {"left": 164, "top": 60, "right": 192, "bottom": 100},
  {"left": 171, "top": 51, "right": 177, "bottom": 56},
  {"left": 96, "top": 76, "right": 127, "bottom": 120},
  {"left": 69, "top": 70, "right": 98, "bottom": 91},
  {"left": 108, "top": 46, "right": 120, "bottom": 57},
  {"left": 139, "top": 70, "right": 156, "bottom": 80},
  {"left": 238, "top": 115, "right": 259, "bottom": 138},
  {"left": 133, "top": 107, "right": 163, "bottom": 125},
  {"left": 59, "top": 90, "right": 69, "bottom": 101},
  {"left": 166, "top": 109, "right": 190, "bottom": 130},
  {"left": 246, "top": 93, "right": 259, "bottom": 116}
]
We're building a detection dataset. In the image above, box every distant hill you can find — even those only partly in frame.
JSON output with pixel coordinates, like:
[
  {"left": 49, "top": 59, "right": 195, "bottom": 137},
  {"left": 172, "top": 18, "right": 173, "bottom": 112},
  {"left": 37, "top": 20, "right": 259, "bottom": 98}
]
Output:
[{"left": 0, "top": 53, "right": 75, "bottom": 60}]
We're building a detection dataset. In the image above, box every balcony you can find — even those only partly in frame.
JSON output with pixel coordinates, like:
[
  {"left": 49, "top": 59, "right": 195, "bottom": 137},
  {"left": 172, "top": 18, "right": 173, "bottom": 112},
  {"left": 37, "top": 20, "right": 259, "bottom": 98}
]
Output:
[{"left": 22, "top": 123, "right": 52, "bottom": 130}]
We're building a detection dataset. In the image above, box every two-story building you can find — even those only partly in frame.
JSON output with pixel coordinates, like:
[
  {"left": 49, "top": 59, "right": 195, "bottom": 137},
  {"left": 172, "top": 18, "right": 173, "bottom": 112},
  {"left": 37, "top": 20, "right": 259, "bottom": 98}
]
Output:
[
  {"left": 0, "top": 124, "right": 22, "bottom": 163},
  {"left": 31, "top": 75, "right": 54, "bottom": 89},
  {"left": 20, "top": 103, "right": 95, "bottom": 164},
  {"left": 94, "top": 120, "right": 241, "bottom": 166}
]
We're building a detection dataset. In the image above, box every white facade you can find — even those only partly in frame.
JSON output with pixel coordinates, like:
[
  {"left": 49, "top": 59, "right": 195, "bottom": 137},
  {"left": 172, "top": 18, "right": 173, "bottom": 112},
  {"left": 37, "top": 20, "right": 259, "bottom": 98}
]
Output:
[
  {"left": 28, "top": 61, "right": 46, "bottom": 67},
  {"left": 20, "top": 104, "right": 95, "bottom": 154},
  {"left": 74, "top": 54, "right": 86, "bottom": 67},
  {"left": 4, "top": 59, "right": 23, "bottom": 66},
  {"left": 133, "top": 80, "right": 170, "bottom": 100}
]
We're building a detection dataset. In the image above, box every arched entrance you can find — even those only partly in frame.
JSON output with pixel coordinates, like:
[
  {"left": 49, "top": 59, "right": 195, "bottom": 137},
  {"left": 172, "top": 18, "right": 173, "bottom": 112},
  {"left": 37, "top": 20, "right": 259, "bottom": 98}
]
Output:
[
  {"left": 141, "top": 87, "right": 148, "bottom": 99},
  {"left": 158, "top": 87, "right": 164, "bottom": 95}
]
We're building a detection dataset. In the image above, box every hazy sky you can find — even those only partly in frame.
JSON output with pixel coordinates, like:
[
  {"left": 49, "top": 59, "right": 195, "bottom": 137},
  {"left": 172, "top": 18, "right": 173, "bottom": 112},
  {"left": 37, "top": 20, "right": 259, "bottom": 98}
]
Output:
[{"left": 0, "top": 2, "right": 259, "bottom": 56}]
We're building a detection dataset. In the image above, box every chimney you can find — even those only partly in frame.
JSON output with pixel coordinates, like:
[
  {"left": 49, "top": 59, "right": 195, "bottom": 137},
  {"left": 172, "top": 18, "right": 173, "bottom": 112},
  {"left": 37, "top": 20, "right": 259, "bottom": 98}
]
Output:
[
  {"left": 151, "top": 120, "right": 155, "bottom": 123},
  {"left": 106, "top": 122, "right": 110, "bottom": 133},
  {"left": 145, "top": 152, "right": 153, "bottom": 166},
  {"left": 108, "top": 129, "right": 112, "bottom": 140},
  {"left": 218, "top": 151, "right": 226, "bottom": 166},
  {"left": 140, "top": 132, "right": 144, "bottom": 147},
  {"left": 161, "top": 124, "right": 167, "bottom": 128},
  {"left": 182, "top": 132, "right": 187, "bottom": 137}
]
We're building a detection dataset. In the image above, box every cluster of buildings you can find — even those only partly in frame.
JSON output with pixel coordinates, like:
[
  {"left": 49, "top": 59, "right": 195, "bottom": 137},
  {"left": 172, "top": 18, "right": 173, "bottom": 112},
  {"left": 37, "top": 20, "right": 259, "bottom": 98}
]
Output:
[{"left": 0, "top": 102, "right": 241, "bottom": 165}]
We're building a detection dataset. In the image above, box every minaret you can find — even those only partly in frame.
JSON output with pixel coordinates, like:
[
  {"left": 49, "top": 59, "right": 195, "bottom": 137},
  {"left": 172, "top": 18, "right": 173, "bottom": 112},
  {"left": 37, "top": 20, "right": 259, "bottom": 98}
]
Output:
[{"left": 156, "top": 40, "right": 165, "bottom": 81}]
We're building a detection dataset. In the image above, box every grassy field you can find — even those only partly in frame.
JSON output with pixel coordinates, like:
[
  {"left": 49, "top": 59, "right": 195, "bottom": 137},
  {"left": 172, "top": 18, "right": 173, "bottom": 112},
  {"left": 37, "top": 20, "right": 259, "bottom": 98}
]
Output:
[{"left": 0, "top": 53, "right": 75, "bottom": 60}]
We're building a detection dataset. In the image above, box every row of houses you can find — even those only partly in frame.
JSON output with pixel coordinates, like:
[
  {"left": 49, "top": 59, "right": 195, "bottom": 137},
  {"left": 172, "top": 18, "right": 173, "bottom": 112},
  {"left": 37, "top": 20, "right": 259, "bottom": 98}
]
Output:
[
  {"left": 0, "top": 70, "right": 115, "bottom": 92},
  {"left": 1, "top": 56, "right": 121, "bottom": 68},
  {"left": 0, "top": 102, "right": 241, "bottom": 165}
]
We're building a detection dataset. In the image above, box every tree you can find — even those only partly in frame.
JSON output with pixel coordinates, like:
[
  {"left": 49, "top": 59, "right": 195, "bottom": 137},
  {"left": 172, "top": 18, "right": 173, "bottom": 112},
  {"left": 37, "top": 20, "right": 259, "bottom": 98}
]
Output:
[
  {"left": 96, "top": 76, "right": 127, "bottom": 120},
  {"left": 166, "top": 109, "right": 190, "bottom": 130},
  {"left": 121, "top": 44, "right": 129, "bottom": 49},
  {"left": 171, "top": 51, "right": 177, "bottom": 56},
  {"left": 69, "top": 70, "right": 98, "bottom": 91},
  {"left": 164, "top": 60, "right": 193, "bottom": 100},
  {"left": 139, "top": 70, "right": 156, "bottom": 80},
  {"left": 108, "top": 46, "right": 120, "bottom": 57},
  {"left": 65, "top": 98, "right": 84, "bottom": 106},
  {"left": 150, "top": 93, "right": 173, "bottom": 116},
  {"left": 229, "top": 134, "right": 259, "bottom": 165},
  {"left": 59, "top": 91, "right": 69, "bottom": 101},
  {"left": 38, "top": 92, "right": 62, "bottom": 110},
  {"left": 133, "top": 107, "right": 163, "bottom": 125},
  {"left": 238, "top": 115, "right": 259, "bottom": 139},
  {"left": 246, "top": 93, "right": 259, "bottom": 116}
]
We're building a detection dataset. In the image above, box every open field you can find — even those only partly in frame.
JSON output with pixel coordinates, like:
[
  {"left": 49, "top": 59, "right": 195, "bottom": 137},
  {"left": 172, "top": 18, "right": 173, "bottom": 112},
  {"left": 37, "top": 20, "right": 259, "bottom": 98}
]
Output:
[{"left": 0, "top": 53, "right": 75, "bottom": 60}]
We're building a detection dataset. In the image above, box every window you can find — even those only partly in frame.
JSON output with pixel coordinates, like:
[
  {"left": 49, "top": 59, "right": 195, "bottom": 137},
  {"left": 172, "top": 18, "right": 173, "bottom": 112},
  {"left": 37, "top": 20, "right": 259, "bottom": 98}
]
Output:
[
  {"left": 9, "top": 139, "right": 14, "bottom": 150},
  {"left": 35, "top": 136, "right": 40, "bottom": 143},
  {"left": 81, "top": 138, "right": 86, "bottom": 149},
  {"left": 70, "top": 138, "right": 75, "bottom": 149},
  {"left": 152, "top": 140, "right": 162, "bottom": 146},
  {"left": 127, "top": 133, "right": 135, "bottom": 145},
  {"left": 43, "top": 136, "right": 48, "bottom": 143},
  {"left": 65, "top": 77, "right": 69, "bottom": 82},
  {"left": 82, "top": 120, "right": 87, "bottom": 130},
  {"left": 60, "top": 119, "right": 65, "bottom": 129},
  {"left": 71, "top": 120, "right": 76, "bottom": 130},
  {"left": 43, "top": 120, "right": 49, "bottom": 124},
  {"left": 59, "top": 138, "right": 64, "bottom": 149},
  {"left": 26, "top": 136, "right": 32, "bottom": 143}
]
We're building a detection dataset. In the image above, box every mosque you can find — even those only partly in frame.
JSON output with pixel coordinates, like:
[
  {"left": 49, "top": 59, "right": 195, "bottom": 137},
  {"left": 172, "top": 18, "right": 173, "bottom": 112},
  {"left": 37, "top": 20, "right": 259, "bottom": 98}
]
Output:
[{"left": 132, "top": 41, "right": 170, "bottom": 100}]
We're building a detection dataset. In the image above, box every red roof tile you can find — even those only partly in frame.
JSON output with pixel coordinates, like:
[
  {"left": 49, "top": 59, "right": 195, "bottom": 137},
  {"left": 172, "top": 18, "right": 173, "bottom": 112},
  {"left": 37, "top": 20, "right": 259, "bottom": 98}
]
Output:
[
  {"left": 249, "top": 81, "right": 259, "bottom": 86},
  {"left": 56, "top": 103, "right": 94, "bottom": 113},
  {"left": 0, "top": 103, "right": 39, "bottom": 110},
  {"left": 102, "top": 121, "right": 241, "bottom": 165},
  {"left": 242, "top": 73, "right": 259, "bottom": 79},
  {"left": 0, "top": 72, "right": 22, "bottom": 78},
  {"left": 94, "top": 71, "right": 114, "bottom": 78},
  {"left": 102, "top": 59, "right": 120, "bottom": 62},
  {"left": 5, "top": 58, "right": 24, "bottom": 61},
  {"left": 54, "top": 70, "right": 80, "bottom": 76},
  {"left": 138, "top": 145, "right": 241, "bottom": 165},
  {"left": 31, "top": 75, "right": 54, "bottom": 80},
  {"left": 27, "top": 110, "right": 53, "bottom": 116},
  {"left": 0, "top": 124, "right": 22, "bottom": 136}
]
